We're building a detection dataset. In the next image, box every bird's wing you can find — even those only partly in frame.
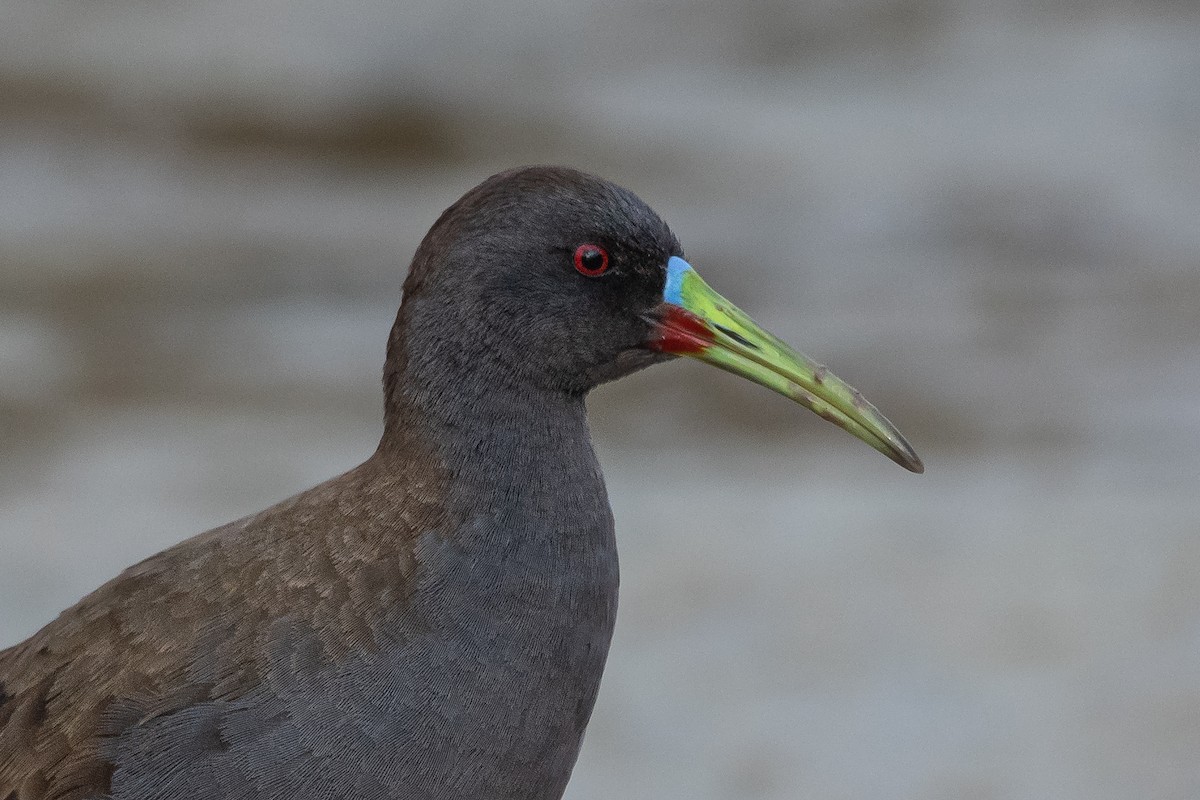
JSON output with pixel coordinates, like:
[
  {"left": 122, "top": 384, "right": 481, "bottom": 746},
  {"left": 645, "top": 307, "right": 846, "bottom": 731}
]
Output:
[
  {"left": 0, "top": 461, "right": 439, "bottom": 800},
  {"left": 1, "top": 532, "right": 225, "bottom": 799}
]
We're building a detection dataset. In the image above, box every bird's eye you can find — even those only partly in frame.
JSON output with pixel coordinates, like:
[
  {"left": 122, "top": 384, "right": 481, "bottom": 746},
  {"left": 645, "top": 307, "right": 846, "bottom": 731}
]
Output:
[{"left": 573, "top": 244, "right": 610, "bottom": 277}]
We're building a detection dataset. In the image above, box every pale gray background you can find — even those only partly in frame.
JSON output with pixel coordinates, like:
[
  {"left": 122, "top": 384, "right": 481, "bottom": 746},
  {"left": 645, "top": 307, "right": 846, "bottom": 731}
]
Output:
[{"left": 2, "top": 2, "right": 1199, "bottom": 799}]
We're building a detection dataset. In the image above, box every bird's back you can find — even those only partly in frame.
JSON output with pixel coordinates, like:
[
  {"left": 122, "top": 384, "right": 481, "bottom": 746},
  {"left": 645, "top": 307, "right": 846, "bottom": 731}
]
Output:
[{"left": 0, "top": 458, "right": 421, "bottom": 799}]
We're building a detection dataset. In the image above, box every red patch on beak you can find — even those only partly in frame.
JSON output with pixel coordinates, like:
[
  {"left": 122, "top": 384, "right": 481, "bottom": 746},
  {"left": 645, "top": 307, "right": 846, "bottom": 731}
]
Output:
[{"left": 646, "top": 305, "right": 714, "bottom": 355}]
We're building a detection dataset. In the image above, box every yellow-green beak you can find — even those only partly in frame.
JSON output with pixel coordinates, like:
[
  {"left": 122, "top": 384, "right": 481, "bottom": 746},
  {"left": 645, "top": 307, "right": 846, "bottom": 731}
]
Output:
[{"left": 647, "top": 256, "right": 923, "bottom": 473}]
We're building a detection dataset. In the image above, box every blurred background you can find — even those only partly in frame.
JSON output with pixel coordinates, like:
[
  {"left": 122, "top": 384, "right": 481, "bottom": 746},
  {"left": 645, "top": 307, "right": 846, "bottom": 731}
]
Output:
[{"left": 2, "top": 1, "right": 1198, "bottom": 798}]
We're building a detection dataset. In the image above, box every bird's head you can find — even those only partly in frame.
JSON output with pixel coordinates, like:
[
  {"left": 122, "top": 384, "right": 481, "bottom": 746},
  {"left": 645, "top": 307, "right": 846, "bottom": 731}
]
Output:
[{"left": 392, "top": 166, "right": 922, "bottom": 473}]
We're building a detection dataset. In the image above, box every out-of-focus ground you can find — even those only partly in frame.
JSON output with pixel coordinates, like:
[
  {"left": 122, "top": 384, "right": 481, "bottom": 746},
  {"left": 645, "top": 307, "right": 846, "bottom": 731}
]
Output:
[{"left": 2, "top": 2, "right": 1199, "bottom": 798}]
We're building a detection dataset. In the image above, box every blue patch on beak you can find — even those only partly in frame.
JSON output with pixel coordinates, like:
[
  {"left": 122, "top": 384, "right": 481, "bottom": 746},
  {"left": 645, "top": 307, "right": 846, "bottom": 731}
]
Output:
[{"left": 664, "top": 256, "right": 692, "bottom": 305}]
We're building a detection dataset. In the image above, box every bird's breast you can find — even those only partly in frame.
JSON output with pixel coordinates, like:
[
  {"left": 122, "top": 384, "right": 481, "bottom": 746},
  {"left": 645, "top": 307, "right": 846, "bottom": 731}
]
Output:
[{"left": 293, "top": 505, "right": 619, "bottom": 799}]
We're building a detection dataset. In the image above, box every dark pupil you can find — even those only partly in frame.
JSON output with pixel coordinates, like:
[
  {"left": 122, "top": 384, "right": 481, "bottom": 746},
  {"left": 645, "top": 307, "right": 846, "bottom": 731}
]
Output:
[{"left": 582, "top": 249, "right": 604, "bottom": 270}]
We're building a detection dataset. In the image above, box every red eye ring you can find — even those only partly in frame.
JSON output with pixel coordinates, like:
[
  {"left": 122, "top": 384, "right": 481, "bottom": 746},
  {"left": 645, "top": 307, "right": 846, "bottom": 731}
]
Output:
[{"left": 573, "top": 244, "right": 610, "bottom": 277}]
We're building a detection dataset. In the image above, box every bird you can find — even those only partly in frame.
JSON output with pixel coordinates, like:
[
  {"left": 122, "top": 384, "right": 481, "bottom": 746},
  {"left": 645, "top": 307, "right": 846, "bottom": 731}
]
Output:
[{"left": 0, "top": 165, "right": 922, "bottom": 800}]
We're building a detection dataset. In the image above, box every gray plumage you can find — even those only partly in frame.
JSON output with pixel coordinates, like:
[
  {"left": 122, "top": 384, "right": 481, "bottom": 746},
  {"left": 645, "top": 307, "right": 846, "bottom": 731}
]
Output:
[{"left": 0, "top": 166, "right": 682, "bottom": 800}]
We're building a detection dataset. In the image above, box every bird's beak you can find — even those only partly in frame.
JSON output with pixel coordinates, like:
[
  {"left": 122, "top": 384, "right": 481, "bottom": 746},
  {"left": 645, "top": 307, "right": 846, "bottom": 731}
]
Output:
[{"left": 646, "top": 256, "right": 923, "bottom": 473}]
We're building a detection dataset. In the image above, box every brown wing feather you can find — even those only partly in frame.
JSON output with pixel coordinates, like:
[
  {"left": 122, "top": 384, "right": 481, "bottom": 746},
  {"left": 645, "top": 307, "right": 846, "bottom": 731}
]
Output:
[{"left": 0, "top": 451, "right": 447, "bottom": 800}]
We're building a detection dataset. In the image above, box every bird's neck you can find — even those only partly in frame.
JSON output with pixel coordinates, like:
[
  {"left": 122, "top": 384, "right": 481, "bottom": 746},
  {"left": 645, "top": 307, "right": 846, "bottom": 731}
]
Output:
[{"left": 376, "top": 312, "right": 602, "bottom": 511}]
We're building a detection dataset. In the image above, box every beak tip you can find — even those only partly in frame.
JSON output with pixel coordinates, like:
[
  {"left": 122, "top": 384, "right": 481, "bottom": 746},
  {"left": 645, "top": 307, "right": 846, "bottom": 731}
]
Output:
[{"left": 894, "top": 447, "right": 925, "bottom": 474}]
